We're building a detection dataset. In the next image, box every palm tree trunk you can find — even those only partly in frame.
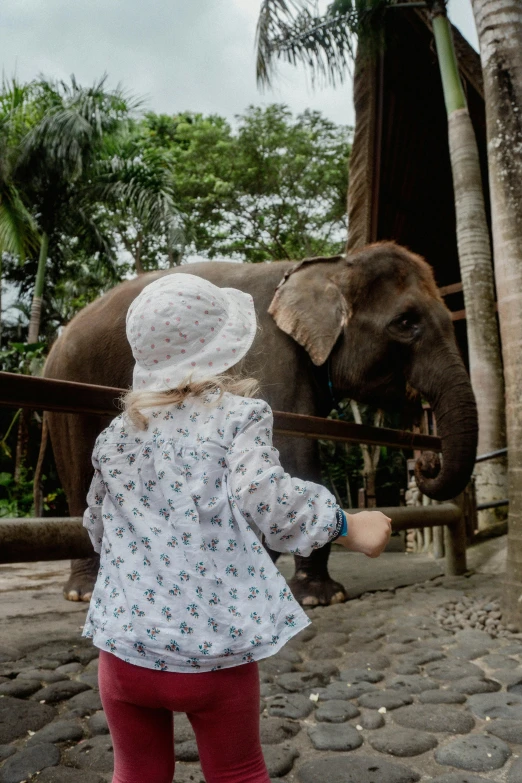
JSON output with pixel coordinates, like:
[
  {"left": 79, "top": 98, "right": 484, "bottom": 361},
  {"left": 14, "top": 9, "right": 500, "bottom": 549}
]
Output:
[
  {"left": 431, "top": 5, "right": 507, "bottom": 529},
  {"left": 28, "top": 232, "right": 48, "bottom": 344},
  {"left": 20, "top": 232, "right": 48, "bottom": 493},
  {"left": 471, "top": 0, "right": 522, "bottom": 627},
  {"left": 14, "top": 408, "right": 30, "bottom": 484}
]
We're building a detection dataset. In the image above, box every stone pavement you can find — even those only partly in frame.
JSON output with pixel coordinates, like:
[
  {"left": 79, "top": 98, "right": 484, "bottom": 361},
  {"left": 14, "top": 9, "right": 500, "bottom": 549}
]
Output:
[{"left": 1, "top": 537, "right": 521, "bottom": 783}]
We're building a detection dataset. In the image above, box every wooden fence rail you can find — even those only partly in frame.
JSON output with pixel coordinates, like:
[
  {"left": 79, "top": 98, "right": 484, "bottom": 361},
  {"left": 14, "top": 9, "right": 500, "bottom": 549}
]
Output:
[
  {"left": 0, "top": 371, "right": 441, "bottom": 451},
  {"left": 0, "top": 371, "right": 467, "bottom": 574},
  {"left": 0, "top": 503, "right": 466, "bottom": 573}
]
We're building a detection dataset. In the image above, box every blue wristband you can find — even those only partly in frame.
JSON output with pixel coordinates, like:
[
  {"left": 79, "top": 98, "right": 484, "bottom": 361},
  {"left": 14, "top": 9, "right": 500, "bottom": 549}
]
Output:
[
  {"left": 339, "top": 509, "right": 348, "bottom": 538},
  {"left": 333, "top": 508, "right": 348, "bottom": 540}
]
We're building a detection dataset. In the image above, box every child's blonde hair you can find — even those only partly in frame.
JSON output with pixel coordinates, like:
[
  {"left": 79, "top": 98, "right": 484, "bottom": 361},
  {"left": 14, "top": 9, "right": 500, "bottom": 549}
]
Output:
[{"left": 122, "top": 375, "right": 260, "bottom": 431}]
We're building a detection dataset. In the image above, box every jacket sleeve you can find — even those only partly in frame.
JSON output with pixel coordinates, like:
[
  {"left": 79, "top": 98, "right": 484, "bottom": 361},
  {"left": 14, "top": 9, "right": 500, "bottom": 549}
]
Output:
[
  {"left": 225, "top": 400, "right": 342, "bottom": 556},
  {"left": 83, "top": 453, "right": 106, "bottom": 554}
]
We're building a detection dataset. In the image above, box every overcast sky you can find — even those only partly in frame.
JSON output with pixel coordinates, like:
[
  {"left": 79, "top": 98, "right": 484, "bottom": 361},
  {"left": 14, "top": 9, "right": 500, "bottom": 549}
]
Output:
[{"left": 1, "top": 1, "right": 479, "bottom": 129}]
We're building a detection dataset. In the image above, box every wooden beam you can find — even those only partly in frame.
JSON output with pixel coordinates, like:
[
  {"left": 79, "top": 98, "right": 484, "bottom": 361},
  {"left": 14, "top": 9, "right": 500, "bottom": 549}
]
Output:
[
  {"left": 438, "top": 283, "right": 500, "bottom": 323},
  {"left": 0, "top": 372, "right": 121, "bottom": 417},
  {"left": 0, "top": 517, "right": 92, "bottom": 563},
  {"left": 272, "top": 410, "right": 441, "bottom": 450},
  {"left": 0, "top": 504, "right": 462, "bottom": 564},
  {"left": 450, "top": 309, "right": 467, "bottom": 322},
  {"left": 341, "top": 503, "right": 462, "bottom": 532},
  {"left": 0, "top": 372, "right": 442, "bottom": 451},
  {"left": 439, "top": 282, "right": 463, "bottom": 296}
]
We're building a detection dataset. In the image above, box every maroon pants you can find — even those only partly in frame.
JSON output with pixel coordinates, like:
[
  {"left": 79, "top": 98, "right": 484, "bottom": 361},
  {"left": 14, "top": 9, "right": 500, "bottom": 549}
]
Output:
[{"left": 98, "top": 651, "right": 270, "bottom": 783}]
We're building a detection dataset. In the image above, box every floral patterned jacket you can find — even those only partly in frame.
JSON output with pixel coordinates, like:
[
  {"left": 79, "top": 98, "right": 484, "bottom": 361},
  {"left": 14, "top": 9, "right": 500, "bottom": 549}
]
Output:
[{"left": 83, "top": 392, "right": 342, "bottom": 672}]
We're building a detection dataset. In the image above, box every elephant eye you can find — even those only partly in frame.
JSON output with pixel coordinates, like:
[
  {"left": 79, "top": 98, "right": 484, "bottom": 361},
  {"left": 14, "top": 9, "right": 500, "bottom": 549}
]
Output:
[
  {"left": 389, "top": 310, "right": 421, "bottom": 340},
  {"left": 394, "top": 312, "right": 415, "bottom": 328}
]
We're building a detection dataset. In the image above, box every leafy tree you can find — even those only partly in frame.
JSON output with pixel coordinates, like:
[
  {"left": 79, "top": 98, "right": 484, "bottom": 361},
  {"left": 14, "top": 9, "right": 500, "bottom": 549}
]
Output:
[
  {"left": 0, "top": 80, "right": 43, "bottom": 258},
  {"left": 15, "top": 77, "right": 134, "bottom": 342},
  {"left": 135, "top": 105, "right": 351, "bottom": 262},
  {"left": 0, "top": 79, "right": 43, "bottom": 346}
]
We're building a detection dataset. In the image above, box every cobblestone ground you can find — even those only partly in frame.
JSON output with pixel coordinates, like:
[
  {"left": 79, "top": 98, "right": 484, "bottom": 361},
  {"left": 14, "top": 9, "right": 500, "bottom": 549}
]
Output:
[{"left": 1, "top": 546, "right": 521, "bottom": 783}]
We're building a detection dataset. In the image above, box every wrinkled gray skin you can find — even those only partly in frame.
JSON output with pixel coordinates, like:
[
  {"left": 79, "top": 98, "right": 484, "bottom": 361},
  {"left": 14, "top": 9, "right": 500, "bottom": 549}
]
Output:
[{"left": 44, "top": 242, "right": 478, "bottom": 606}]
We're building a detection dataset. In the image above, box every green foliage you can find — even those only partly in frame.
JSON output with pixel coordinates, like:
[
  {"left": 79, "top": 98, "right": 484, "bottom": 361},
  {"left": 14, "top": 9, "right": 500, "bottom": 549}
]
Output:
[
  {"left": 320, "top": 437, "right": 363, "bottom": 507},
  {"left": 11, "top": 77, "right": 137, "bottom": 280},
  {"left": 0, "top": 467, "right": 64, "bottom": 518},
  {"left": 0, "top": 409, "right": 20, "bottom": 460},
  {"left": 0, "top": 467, "right": 33, "bottom": 517},
  {"left": 0, "top": 403, "right": 67, "bottom": 518},
  {"left": 0, "top": 79, "right": 42, "bottom": 260},
  {"left": 135, "top": 105, "right": 351, "bottom": 263},
  {"left": 96, "top": 127, "right": 184, "bottom": 273},
  {"left": 0, "top": 341, "right": 46, "bottom": 376},
  {"left": 257, "top": 0, "right": 355, "bottom": 88}
]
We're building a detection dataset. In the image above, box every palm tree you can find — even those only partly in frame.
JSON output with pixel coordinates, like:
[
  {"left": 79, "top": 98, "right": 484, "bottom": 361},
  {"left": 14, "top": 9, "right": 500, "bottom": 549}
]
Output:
[
  {"left": 471, "top": 0, "right": 522, "bottom": 625},
  {"left": 93, "top": 130, "right": 184, "bottom": 274},
  {"left": 256, "top": 0, "right": 507, "bottom": 526},
  {"left": 0, "top": 80, "right": 41, "bottom": 347},
  {"left": 14, "top": 76, "right": 182, "bottom": 341},
  {"left": 14, "top": 77, "right": 130, "bottom": 343}
]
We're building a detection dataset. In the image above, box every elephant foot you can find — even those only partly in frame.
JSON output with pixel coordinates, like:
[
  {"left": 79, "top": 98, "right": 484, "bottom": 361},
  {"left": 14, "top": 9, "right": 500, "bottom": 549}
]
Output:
[
  {"left": 289, "top": 570, "right": 347, "bottom": 607},
  {"left": 63, "top": 557, "right": 99, "bottom": 602}
]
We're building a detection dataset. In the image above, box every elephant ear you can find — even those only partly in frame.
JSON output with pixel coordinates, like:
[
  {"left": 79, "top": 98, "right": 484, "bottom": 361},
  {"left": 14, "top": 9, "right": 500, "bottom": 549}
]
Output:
[{"left": 268, "top": 263, "right": 349, "bottom": 366}]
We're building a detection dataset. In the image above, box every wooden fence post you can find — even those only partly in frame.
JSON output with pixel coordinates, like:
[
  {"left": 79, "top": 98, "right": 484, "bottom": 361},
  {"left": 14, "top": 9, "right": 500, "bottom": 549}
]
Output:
[
  {"left": 444, "top": 494, "right": 467, "bottom": 575},
  {"left": 433, "top": 525, "right": 445, "bottom": 559}
]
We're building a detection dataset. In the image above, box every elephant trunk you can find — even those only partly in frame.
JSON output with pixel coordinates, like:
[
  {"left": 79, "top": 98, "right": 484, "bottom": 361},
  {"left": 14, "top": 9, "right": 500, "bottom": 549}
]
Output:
[{"left": 409, "top": 350, "right": 478, "bottom": 502}]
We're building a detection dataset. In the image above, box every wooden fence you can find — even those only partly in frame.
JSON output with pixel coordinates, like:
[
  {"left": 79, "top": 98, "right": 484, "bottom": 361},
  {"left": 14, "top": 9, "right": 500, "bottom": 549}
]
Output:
[{"left": 0, "top": 371, "right": 468, "bottom": 574}]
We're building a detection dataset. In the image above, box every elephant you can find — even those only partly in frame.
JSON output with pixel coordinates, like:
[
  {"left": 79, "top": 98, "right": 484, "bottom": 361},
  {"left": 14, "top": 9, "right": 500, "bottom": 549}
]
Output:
[{"left": 42, "top": 241, "right": 478, "bottom": 606}]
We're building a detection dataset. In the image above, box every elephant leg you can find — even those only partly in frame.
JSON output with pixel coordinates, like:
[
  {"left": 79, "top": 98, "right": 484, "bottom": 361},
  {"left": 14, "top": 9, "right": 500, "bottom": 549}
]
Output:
[
  {"left": 263, "top": 540, "right": 345, "bottom": 606},
  {"left": 263, "top": 544, "right": 281, "bottom": 564},
  {"left": 47, "top": 410, "right": 108, "bottom": 602},
  {"left": 64, "top": 555, "right": 100, "bottom": 602},
  {"left": 289, "top": 544, "right": 347, "bottom": 607}
]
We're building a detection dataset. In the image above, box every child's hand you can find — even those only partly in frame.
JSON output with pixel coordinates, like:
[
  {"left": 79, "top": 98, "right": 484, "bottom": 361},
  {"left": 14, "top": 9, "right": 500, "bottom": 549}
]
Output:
[{"left": 338, "top": 510, "right": 392, "bottom": 558}]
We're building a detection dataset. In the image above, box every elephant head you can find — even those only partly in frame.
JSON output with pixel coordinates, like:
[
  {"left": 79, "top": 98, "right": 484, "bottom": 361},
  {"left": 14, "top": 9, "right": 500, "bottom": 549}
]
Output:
[{"left": 268, "top": 241, "right": 478, "bottom": 501}]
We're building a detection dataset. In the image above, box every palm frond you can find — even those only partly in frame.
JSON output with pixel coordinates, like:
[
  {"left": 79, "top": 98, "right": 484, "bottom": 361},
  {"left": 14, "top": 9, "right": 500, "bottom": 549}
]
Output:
[
  {"left": 256, "top": 0, "right": 310, "bottom": 87},
  {"left": 67, "top": 204, "right": 118, "bottom": 263},
  {"left": 19, "top": 108, "right": 94, "bottom": 181},
  {"left": 256, "top": 0, "right": 391, "bottom": 88},
  {"left": 16, "top": 76, "right": 139, "bottom": 183},
  {"left": 8, "top": 300, "right": 31, "bottom": 319},
  {"left": 0, "top": 182, "right": 39, "bottom": 258},
  {"left": 86, "top": 155, "right": 184, "bottom": 243}
]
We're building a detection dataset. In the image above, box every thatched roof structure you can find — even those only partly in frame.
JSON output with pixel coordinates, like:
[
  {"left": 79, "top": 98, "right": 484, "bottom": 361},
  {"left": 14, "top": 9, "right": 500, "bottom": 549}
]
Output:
[{"left": 346, "top": 5, "right": 487, "bottom": 359}]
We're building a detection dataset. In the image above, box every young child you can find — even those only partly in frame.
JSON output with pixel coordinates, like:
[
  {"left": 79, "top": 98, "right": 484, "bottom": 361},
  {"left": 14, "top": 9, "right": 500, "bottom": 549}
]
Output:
[{"left": 83, "top": 273, "right": 391, "bottom": 783}]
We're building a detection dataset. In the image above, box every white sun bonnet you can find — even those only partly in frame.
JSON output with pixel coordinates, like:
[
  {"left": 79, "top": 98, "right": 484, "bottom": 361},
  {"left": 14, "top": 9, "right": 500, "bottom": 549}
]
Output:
[{"left": 126, "top": 274, "right": 257, "bottom": 391}]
